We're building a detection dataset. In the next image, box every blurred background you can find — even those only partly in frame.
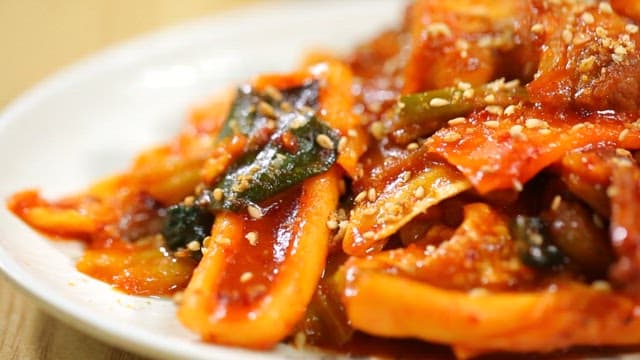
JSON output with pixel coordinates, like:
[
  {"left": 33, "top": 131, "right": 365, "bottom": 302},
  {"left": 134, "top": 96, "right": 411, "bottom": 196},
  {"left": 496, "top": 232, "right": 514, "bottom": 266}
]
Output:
[{"left": 0, "top": 0, "right": 259, "bottom": 108}]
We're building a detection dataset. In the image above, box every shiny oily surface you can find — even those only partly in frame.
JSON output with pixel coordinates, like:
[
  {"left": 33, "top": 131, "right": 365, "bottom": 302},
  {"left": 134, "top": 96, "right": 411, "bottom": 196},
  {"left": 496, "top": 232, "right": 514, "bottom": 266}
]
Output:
[{"left": 0, "top": 1, "right": 401, "bottom": 359}]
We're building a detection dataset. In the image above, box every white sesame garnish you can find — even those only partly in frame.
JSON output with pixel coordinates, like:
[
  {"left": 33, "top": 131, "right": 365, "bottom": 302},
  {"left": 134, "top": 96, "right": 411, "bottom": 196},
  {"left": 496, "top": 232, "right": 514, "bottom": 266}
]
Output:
[
  {"left": 425, "top": 22, "right": 452, "bottom": 38},
  {"left": 442, "top": 131, "right": 462, "bottom": 142},
  {"left": 406, "top": 142, "right": 419, "bottom": 151},
  {"left": 247, "top": 205, "right": 263, "bottom": 219},
  {"left": 486, "top": 105, "right": 504, "bottom": 115},
  {"left": 215, "top": 236, "right": 232, "bottom": 246},
  {"left": 626, "top": 24, "right": 639, "bottom": 34},
  {"left": 525, "top": 118, "right": 547, "bottom": 129},
  {"left": 512, "top": 179, "right": 524, "bottom": 192},
  {"left": 429, "top": 98, "right": 451, "bottom": 107},
  {"left": 355, "top": 191, "right": 367, "bottom": 203},
  {"left": 484, "top": 120, "right": 500, "bottom": 128},
  {"left": 448, "top": 117, "right": 467, "bottom": 125},
  {"left": 258, "top": 101, "right": 276, "bottom": 118},
  {"left": 619, "top": 128, "right": 630, "bottom": 141},
  {"left": 326, "top": 219, "right": 339, "bottom": 230},
  {"left": 186, "top": 240, "right": 201, "bottom": 251},
  {"left": 484, "top": 94, "right": 496, "bottom": 104},
  {"left": 551, "top": 195, "right": 562, "bottom": 211},
  {"left": 240, "top": 272, "right": 254, "bottom": 283},
  {"left": 316, "top": 134, "right": 335, "bottom": 150},
  {"left": 413, "top": 186, "right": 425, "bottom": 198},
  {"left": 337, "top": 137, "right": 348, "bottom": 152},
  {"left": 369, "top": 121, "right": 386, "bottom": 140},
  {"left": 578, "top": 56, "right": 596, "bottom": 72},
  {"left": 504, "top": 105, "right": 518, "bottom": 116},
  {"left": 245, "top": 231, "right": 258, "bottom": 246},
  {"left": 599, "top": 2, "right": 613, "bottom": 14},
  {"left": 363, "top": 231, "right": 375, "bottom": 240},
  {"left": 367, "top": 188, "right": 377, "bottom": 202},
  {"left": 531, "top": 23, "right": 545, "bottom": 34},
  {"left": 581, "top": 12, "right": 595, "bottom": 24},
  {"left": 591, "top": 280, "right": 611, "bottom": 292},
  {"left": 562, "top": 29, "right": 574, "bottom": 44},
  {"left": 509, "top": 124, "right": 527, "bottom": 140},
  {"left": 213, "top": 188, "right": 224, "bottom": 201}
]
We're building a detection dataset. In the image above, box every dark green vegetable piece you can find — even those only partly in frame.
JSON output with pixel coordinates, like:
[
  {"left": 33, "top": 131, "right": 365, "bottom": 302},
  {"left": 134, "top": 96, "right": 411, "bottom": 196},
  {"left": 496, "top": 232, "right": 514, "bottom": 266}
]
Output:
[
  {"left": 392, "top": 79, "right": 528, "bottom": 144},
  {"left": 162, "top": 204, "right": 214, "bottom": 251},
  {"left": 510, "top": 215, "right": 565, "bottom": 270},
  {"left": 203, "top": 81, "right": 339, "bottom": 211}
]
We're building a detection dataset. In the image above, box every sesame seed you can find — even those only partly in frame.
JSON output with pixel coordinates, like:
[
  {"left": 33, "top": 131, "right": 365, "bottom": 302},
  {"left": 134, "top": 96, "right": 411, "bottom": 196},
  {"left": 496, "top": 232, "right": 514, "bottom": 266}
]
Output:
[
  {"left": 245, "top": 231, "right": 258, "bottom": 246},
  {"left": 486, "top": 105, "right": 504, "bottom": 115},
  {"left": 363, "top": 231, "right": 375, "bottom": 240},
  {"left": 215, "top": 237, "right": 232, "bottom": 246},
  {"left": 626, "top": 24, "right": 639, "bottom": 34},
  {"left": 525, "top": 118, "right": 547, "bottom": 129},
  {"left": 614, "top": 45, "right": 628, "bottom": 55},
  {"left": 290, "top": 115, "right": 307, "bottom": 129},
  {"left": 509, "top": 125, "right": 527, "bottom": 140},
  {"left": 369, "top": 121, "right": 386, "bottom": 140},
  {"left": 448, "top": 117, "right": 467, "bottom": 125},
  {"left": 578, "top": 55, "right": 596, "bottom": 72},
  {"left": 429, "top": 98, "right": 451, "bottom": 107},
  {"left": 571, "top": 123, "right": 586, "bottom": 131},
  {"left": 512, "top": 179, "right": 524, "bottom": 192},
  {"left": 538, "top": 128, "right": 552, "bottom": 135},
  {"left": 355, "top": 191, "right": 367, "bottom": 203},
  {"left": 612, "top": 53, "right": 625, "bottom": 64},
  {"left": 504, "top": 105, "right": 518, "bottom": 116},
  {"left": 469, "top": 288, "right": 489, "bottom": 297},
  {"left": 591, "top": 280, "right": 611, "bottom": 292},
  {"left": 484, "top": 120, "right": 500, "bottom": 128},
  {"left": 213, "top": 188, "right": 224, "bottom": 201},
  {"left": 551, "top": 195, "right": 562, "bottom": 211},
  {"left": 280, "top": 101, "right": 293, "bottom": 112},
  {"left": 442, "top": 131, "right": 462, "bottom": 142},
  {"left": 406, "top": 142, "right": 419, "bottom": 151},
  {"left": 562, "top": 29, "right": 573, "bottom": 44},
  {"left": 462, "top": 88, "right": 475, "bottom": 99},
  {"left": 595, "top": 26, "right": 608, "bottom": 38},
  {"left": 619, "top": 128, "right": 630, "bottom": 141},
  {"left": 347, "top": 129, "right": 358, "bottom": 137},
  {"left": 616, "top": 148, "right": 631, "bottom": 157},
  {"left": 599, "top": 2, "right": 613, "bottom": 14},
  {"left": 581, "top": 12, "right": 595, "bottom": 24},
  {"left": 258, "top": 101, "right": 276, "bottom": 118},
  {"left": 247, "top": 205, "right": 263, "bottom": 219},
  {"left": 316, "top": 134, "right": 335, "bottom": 150},
  {"left": 367, "top": 188, "right": 377, "bottom": 202},
  {"left": 457, "top": 81, "right": 472, "bottom": 90},
  {"left": 326, "top": 219, "right": 339, "bottom": 230},
  {"left": 531, "top": 23, "right": 545, "bottom": 34},
  {"left": 337, "top": 137, "right": 348, "bottom": 152},
  {"left": 413, "top": 186, "right": 425, "bottom": 198},
  {"left": 363, "top": 207, "right": 377, "bottom": 215},
  {"left": 607, "top": 185, "right": 619, "bottom": 198},
  {"left": 186, "top": 240, "right": 201, "bottom": 251},
  {"left": 484, "top": 94, "right": 496, "bottom": 103},
  {"left": 425, "top": 22, "right": 452, "bottom": 38},
  {"left": 264, "top": 85, "right": 283, "bottom": 102},
  {"left": 183, "top": 196, "right": 195, "bottom": 206},
  {"left": 240, "top": 272, "right": 254, "bottom": 283}
]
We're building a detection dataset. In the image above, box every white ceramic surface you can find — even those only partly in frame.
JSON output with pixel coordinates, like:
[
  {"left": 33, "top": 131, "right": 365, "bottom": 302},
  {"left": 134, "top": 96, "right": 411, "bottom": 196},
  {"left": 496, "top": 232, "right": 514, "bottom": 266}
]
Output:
[{"left": 0, "top": 1, "right": 403, "bottom": 359}]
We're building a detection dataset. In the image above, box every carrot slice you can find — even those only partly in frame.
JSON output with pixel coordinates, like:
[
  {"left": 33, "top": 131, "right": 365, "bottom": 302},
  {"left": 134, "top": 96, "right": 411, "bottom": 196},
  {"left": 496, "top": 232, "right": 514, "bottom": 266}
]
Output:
[{"left": 177, "top": 167, "right": 340, "bottom": 348}]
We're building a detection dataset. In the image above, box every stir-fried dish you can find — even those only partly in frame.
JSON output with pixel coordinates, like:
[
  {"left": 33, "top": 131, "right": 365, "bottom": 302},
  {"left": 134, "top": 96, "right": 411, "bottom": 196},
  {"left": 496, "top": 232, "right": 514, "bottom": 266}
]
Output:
[{"left": 9, "top": 0, "right": 640, "bottom": 358}]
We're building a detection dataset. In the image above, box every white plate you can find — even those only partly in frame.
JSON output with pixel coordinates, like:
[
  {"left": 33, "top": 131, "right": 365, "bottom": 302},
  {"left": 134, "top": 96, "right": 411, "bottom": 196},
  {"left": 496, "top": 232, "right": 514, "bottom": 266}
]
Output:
[{"left": 0, "top": 1, "right": 403, "bottom": 359}]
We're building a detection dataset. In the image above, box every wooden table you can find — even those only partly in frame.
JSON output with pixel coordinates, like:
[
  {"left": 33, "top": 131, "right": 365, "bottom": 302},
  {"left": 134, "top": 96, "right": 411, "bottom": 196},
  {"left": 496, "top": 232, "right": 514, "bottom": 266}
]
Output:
[{"left": 0, "top": 1, "right": 255, "bottom": 358}]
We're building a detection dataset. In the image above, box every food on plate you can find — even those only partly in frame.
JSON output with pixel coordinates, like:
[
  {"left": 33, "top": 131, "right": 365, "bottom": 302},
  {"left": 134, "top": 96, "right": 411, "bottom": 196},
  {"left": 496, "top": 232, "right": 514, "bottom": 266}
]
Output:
[{"left": 8, "top": 0, "right": 640, "bottom": 357}]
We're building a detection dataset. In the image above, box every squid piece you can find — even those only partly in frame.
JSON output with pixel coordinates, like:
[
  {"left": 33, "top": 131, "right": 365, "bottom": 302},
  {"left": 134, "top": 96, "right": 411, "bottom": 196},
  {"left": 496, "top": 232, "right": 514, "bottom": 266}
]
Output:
[
  {"left": 528, "top": 0, "right": 640, "bottom": 112},
  {"left": 404, "top": 0, "right": 535, "bottom": 93},
  {"left": 343, "top": 150, "right": 470, "bottom": 256},
  {"left": 177, "top": 168, "right": 340, "bottom": 348},
  {"left": 428, "top": 106, "right": 640, "bottom": 194},
  {"left": 342, "top": 203, "right": 640, "bottom": 357}
]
